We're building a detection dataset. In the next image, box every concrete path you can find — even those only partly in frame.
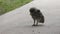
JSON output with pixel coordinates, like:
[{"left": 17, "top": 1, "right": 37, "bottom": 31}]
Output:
[{"left": 0, "top": 0, "right": 60, "bottom": 34}]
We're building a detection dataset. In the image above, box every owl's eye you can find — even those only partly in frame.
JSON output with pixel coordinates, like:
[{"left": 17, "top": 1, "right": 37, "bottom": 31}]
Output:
[
  {"left": 37, "top": 10, "right": 40, "bottom": 12},
  {"left": 30, "top": 8, "right": 36, "bottom": 12}
]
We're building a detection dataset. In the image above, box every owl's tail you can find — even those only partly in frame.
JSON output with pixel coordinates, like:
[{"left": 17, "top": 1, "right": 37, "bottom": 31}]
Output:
[{"left": 39, "top": 16, "right": 44, "bottom": 23}]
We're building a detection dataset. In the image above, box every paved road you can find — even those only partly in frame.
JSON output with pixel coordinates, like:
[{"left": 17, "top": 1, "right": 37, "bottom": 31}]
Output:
[{"left": 0, "top": 0, "right": 60, "bottom": 34}]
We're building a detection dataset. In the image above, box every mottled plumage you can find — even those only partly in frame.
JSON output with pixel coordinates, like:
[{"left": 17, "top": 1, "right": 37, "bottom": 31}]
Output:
[{"left": 29, "top": 7, "right": 44, "bottom": 26}]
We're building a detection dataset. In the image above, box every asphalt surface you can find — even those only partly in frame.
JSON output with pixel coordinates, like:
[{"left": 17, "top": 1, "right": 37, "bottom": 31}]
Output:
[{"left": 0, "top": 0, "right": 60, "bottom": 34}]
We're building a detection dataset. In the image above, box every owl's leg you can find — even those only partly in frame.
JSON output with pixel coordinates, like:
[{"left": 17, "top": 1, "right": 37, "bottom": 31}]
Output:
[
  {"left": 32, "top": 19, "right": 35, "bottom": 26},
  {"left": 36, "top": 19, "right": 38, "bottom": 26}
]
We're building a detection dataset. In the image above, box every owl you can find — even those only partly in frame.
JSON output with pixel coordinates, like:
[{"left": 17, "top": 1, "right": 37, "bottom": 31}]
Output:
[{"left": 29, "top": 7, "right": 44, "bottom": 26}]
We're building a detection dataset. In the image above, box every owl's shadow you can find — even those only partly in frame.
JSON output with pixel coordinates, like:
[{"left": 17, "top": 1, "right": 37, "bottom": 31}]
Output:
[
  {"left": 32, "top": 24, "right": 44, "bottom": 27},
  {"left": 24, "top": 24, "right": 45, "bottom": 28}
]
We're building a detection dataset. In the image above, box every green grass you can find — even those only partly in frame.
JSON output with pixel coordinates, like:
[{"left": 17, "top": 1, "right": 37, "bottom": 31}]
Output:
[{"left": 0, "top": 0, "right": 32, "bottom": 15}]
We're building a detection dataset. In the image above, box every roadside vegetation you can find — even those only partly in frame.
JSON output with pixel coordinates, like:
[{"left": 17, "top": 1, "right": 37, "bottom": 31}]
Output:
[{"left": 0, "top": 0, "right": 32, "bottom": 15}]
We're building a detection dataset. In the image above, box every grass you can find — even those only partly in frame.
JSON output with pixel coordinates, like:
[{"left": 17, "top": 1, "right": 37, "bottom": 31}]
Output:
[{"left": 0, "top": 0, "right": 32, "bottom": 15}]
